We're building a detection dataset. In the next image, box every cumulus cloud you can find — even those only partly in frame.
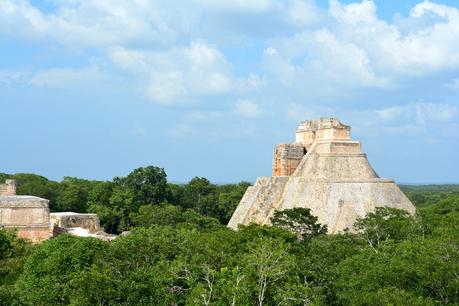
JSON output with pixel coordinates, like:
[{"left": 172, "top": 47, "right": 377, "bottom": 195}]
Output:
[
  {"left": 376, "top": 103, "right": 458, "bottom": 124},
  {"left": 0, "top": 0, "right": 322, "bottom": 48},
  {"left": 329, "top": 0, "right": 459, "bottom": 74},
  {"left": 260, "top": 0, "right": 459, "bottom": 100},
  {"left": 0, "top": 0, "right": 179, "bottom": 48},
  {"left": 108, "top": 42, "right": 236, "bottom": 104},
  {"left": 1, "top": 0, "right": 459, "bottom": 117}
]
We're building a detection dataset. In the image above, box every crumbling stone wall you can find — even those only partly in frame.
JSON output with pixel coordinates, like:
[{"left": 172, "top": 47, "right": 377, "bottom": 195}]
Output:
[
  {"left": 0, "top": 195, "right": 50, "bottom": 243},
  {"left": 0, "top": 179, "right": 16, "bottom": 196},
  {"left": 272, "top": 143, "right": 305, "bottom": 176},
  {"left": 50, "top": 212, "right": 100, "bottom": 232}
]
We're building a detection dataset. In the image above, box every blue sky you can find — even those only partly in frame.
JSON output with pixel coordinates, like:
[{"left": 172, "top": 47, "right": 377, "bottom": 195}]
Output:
[{"left": 1, "top": 0, "right": 458, "bottom": 184}]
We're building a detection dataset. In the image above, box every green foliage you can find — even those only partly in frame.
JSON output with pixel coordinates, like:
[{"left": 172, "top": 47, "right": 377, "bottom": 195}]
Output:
[
  {"left": 271, "top": 207, "right": 327, "bottom": 241},
  {"left": 171, "top": 179, "right": 250, "bottom": 224},
  {"left": 336, "top": 238, "right": 458, "bottom": 305},
  {"left": 301, "top": 233, "right": 366, "bottom": 304},
  {"left": 133, "top": 203, "right": 222, "bottom": 231},
  {"left": 178, "top": 177, "right": 215, "bottom": 211},
  {"left": 15, "top": 235, "right": 107, "bottom": 305},
  {"left": 243, "top": 237, "right": 297, "bottom": 305},
  {"left": 2, "top": 170, "right": 458, "bottom": 305},
  {"left": 0, "top": 229, "right": 33, "bottom": 283},
  {"left": 401, "top": 184, "right": 459, "bottom": 193},
  {"left": 354, "top": 207, "right": 415, "bottom": 252},
  {"left": 0, "top": 229, "right": 33, "bottom": 306},
  {"left": 1, "top": 168, "right": 249, "bottom": 234},
  {"left": 55, "top": 177, "right": 96, "bottom": 212},
  {"left": 116, "top": 165, "right": 170, "bottom": 206}
]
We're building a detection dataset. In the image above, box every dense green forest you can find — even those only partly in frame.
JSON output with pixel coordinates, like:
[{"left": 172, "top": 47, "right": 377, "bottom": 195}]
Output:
[
  {"left": 0, "top": 167, "right": 250, "bottom": 233},
  {"left": 0, "top": 167, "right": 458, "bottom": 305}
]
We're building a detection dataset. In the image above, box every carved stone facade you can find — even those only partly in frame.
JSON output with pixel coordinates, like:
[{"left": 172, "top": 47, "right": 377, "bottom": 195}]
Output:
[
  {"left": 272, "top": 143, "right": 305, "bottom": 176},
  {"left": 272, "top": 118, "right": 352, "bottom": 177},
  {"left": 229, "top": 118, "right": 415, "bottom": 233},
  {"left": 0, "top": 180, "right": 50, "bottom": 243}
]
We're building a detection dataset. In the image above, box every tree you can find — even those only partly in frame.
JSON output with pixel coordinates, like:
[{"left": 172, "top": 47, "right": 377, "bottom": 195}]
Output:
[
  {"left": 117, "top": 166, "right": 170, "bottom": 207},
  {"left": 55, "top": 177, "right": 95, "bottom": 212},
  {"left": 213, "top": 182, "right": 251, "bottom": 224},
  {"left": 15, "top": 235, "right": 107, "bottom": 305},
  {"left": 271, "top": 208, "right": 327, "bottom": 241},
  {"left": 0, "top": 229, "right": 33, "bottom": 306},
  {"left": 180, "top": 177, "right": 216, "bottom": 213},
  {"left": 243, "top": 237, "right": 296, "bottom": 306},
  {"left": 336, "top": 238, "right": 459, "bottom": 305},
  {"left": 134, "top": 203, "right": 183, "bottom": 227},
  {"left": 354, "top": 207, "right": 415, "bottom": 253}
]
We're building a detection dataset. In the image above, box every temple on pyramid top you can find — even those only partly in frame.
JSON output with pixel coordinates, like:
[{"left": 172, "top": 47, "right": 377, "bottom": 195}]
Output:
[
  {"left": 296, "top": 117, "right": 351, "bottom": 144},
  {"left": 229, "top": 117, "right": 415, "bottom": 233}
]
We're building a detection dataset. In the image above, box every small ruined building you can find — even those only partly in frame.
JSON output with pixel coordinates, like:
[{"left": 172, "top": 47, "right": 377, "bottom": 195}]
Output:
[
  {"left": 228, "top": 118, "right": 415, "bottom": 233},
  {"left": 50, "top": 212, "right": 115, "bottom": 240},
  {"left": 0, "top": 179, "right": 114, "bottom": 242},
  {"left": 0, "top": 180, "right": 50, "bottom": 242}
]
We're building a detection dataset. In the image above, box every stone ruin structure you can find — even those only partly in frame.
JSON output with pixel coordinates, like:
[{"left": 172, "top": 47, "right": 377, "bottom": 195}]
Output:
[
  {"left": 0, "top": 180, "right": 50, "bottom": 242},
  {"left": 50, "top": 212, "right": 101, "bottom": 232},
  {"left": 0, "top": 179, "right": 114, "bottom": 242},
  {"left": 228, "top": 118, "right": 415, "bottom": 233},
  {"left": 50, "top": 212, "right": 116, "bottom": 241}
]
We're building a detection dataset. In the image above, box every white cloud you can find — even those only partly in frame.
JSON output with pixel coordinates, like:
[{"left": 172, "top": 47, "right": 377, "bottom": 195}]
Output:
[
  {"left": 109, "top": 42, "right": 238, "bottom": 105},
  {"left": 0, "top": 0, "right": 181, "bottom": 48},
  {"left": 193, "top": 0, "right": 273, "bottom": 13},
  {"left": 234, "top": 99, "right": 262, "bottom": 118},
  {"left": 260, "top": 0, "right": 459, "bottom": 98},
  {"left": 244, "top": 73, "right": 265, "bottom": 90},
  {"left": 264, "top": 47, "right": 277, "bottom": 56},
  {"left": 329, "top": 0, "right": 459, "bottom": 74},
  {"left": 0, "top": 0, "right": 322, "bottom": 48},
  {"left": 1, "top": 0, "right": 459, "bottom": 117},
  {"left": 376, "top": 103, "right": 458, "bottom": 124}
]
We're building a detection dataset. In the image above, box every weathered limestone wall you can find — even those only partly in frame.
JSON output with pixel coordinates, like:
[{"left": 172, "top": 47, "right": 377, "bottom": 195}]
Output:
[
  {"left": 50, "top": 212, "right": 100, "bottom": 232},
  {"left": 0, "top": 195, "right": 50, "bottom": 243},
  {"left": 315, "top": 128, "right": 350, "bottom": 141},
  {"left": 0, "top": 179, "right": 16, "bottom": 196},
  {"left": 228, "top": 117, "right": 416, "bottom": 233},
  {"left": 227, "top": 177, "right": 289, "bottom": 229},
  {"left": 272, "top": 143, "right": 305, "bottom": 176},
  {"left": 295, "top": 118, "right": 351, "bottom": 144}
]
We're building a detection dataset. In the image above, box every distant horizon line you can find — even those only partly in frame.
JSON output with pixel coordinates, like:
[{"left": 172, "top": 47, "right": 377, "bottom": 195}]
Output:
[{"left": 2, "top": 172, "right": 458, "bottom": 186}]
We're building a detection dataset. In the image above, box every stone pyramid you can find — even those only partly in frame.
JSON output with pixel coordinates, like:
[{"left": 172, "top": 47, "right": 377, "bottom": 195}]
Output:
[{"left": 228, "top": 118, "right": 415, "bottom": 233}]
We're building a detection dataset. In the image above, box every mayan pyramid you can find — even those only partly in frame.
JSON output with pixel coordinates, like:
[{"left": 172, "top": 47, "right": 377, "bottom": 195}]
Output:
[{"left": 228, "top": 118, "right": 415, "bottom": 233}]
